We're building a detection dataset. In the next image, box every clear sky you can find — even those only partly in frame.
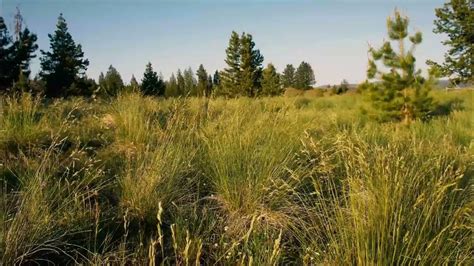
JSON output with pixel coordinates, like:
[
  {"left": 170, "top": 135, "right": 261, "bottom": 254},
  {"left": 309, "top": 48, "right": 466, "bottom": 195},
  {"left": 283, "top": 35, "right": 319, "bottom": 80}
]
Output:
[{"left": 2, "top": 0, "right": 447, "bottom": 85}]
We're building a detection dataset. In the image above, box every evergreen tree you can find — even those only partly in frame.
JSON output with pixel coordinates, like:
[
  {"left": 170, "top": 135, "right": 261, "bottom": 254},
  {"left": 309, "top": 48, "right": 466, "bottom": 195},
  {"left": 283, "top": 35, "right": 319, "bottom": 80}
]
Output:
[
  {"left": 11, "top": 8, "right": 38, "bottom": 83},
  {"left": 281, "top": 64, "right": 296, "bottom": 88},
  {"left": 294, "top": 61, "right": 315, "bottom": 90},
  {"left": 176, "top": 69, "right": 185, "bottom": 96},
  {"left": 261, "top": 63, "right": 282, "bottom": 96},
  {"left": 221, "top": 31, "right": 241, "bottom": 96},
  {"left": 0, "top": 11, "right": 37, "bottom": 92},
  {"left": 240, "top": 32, "right": 264, "bottom": 96},
  {"left": 183, "top": 67, "right": 196, "bottom": 96},
  {"left": 427, "top": 0, "right": 473, "bottom": 85},
  {"left": 141, "top": 62, "right": 165, "bottom": 96},
  {"left": 196, "top": 64, "right": 208, "bottom": 97},
  {"left": 40, "top": 14, "right": 89, "bottom": 97},
  {"left": 212, "top": 70, "right": 220, "bottom": 87},
  {"left": 0, "top": 17, "right": 14, "bottom": 91},
  {"left": 362, "top": 10, "right": 435, "bottom": 123},
  {"left": 129, "top": 75, "right": 139, "bottom": 92},
  {"left": 206, "top": 74, "right": 213, "bottom": 97},
  {"left": 99, "top": 65, "right": 124, "bottom": 96},
  {"left": 165, "top": 73, "right": 179, "bottom": 97},
  {"left": 68, "top": 76, "right": 97, "bottom": 97}
]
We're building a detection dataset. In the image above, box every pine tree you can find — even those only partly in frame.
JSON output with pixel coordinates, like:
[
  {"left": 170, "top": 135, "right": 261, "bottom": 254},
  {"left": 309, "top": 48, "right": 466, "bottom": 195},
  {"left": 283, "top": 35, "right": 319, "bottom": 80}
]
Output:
[
  {"left": 165, "top": 73, "right": 179, "bottom": 97},
  {"left": 213, "top": 70, "right": 220, "bottom": 87},
  {"left": 11, "top": 8, "right": 38, "bottom": 83},
  {"left": 363, "top": 10, "right": 435, "bottom": 123},
  {"left": 0, "top": 17, "right": 14, "bottom": 91},
  {"left": 281, "top": 64, "right": 296, "bottom": 88},
  {"left": 141, "top": 62, "right": 165, "bottom": 96},
  {"left": 176, "top": 69, "right": 185, "bottom": 96},
  {"left": 196, "top": 64, "right": 208, "bottom": 97},
  {"left": 261, "top": 63, "right": 282, "bottom": 96},
  {"left": 129, "top": 75, "right": 139, "bottom": 92},
  {"left": 206, "top": 75, "right": 213, "bottom": 97},
  {"left": 0, "top": 11, "right": 37, "bottom": 92},
  {"left": 183, "top": 67, "right": 196, "bottom": 96},
  {"left": 294, "top": 61, "right": 315, "bottom": 90},
  {"left": 99, "top": 65, "right": 124, "bottom": 96},
  {"left": 240, "top": 32, "right": 264, "bottom": 97},
  {"left": 68, "top": 76, "right": 97, "bottom": 97},
  {"left": 221, "top": 31, "right": 241, "bottom": 97},
  {"left": 40, "top": 14, "right": 89, "bottom": 98},
  {"left": 427, "top": 0, "right": 473, "bottom": 85}
]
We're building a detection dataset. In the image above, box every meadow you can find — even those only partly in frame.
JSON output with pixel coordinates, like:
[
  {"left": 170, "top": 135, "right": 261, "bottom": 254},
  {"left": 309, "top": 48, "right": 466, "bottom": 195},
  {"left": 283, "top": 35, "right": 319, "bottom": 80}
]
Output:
[{"left": 1, "top": 89, "right": 473, "bottom": 265}]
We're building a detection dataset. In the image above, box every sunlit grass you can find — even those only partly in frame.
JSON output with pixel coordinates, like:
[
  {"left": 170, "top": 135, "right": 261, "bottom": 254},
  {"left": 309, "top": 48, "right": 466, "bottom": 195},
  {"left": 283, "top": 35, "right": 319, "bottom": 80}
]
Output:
[{"left": 1, "top": 89, "right": 472, "bottom": 264}]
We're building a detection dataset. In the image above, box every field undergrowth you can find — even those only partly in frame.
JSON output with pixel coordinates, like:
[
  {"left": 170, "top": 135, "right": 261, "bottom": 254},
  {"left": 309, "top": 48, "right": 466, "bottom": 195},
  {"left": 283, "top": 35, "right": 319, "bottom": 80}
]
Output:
[{"left": 1, "top": 90, "right": 473, "bottom": 265}]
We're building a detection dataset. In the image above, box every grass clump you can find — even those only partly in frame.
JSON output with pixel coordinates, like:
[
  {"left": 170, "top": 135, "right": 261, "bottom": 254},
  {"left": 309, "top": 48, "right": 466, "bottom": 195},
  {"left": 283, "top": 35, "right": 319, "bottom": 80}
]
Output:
[{"left": 1, "top": 89, "right": 472, "bottom": 264}]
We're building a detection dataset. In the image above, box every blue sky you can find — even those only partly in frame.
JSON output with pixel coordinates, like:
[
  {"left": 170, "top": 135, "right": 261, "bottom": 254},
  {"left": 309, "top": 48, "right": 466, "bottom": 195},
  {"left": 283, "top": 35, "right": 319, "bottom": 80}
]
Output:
[{"left": 2, "top": 0, "right": 446, "bottom": 85}]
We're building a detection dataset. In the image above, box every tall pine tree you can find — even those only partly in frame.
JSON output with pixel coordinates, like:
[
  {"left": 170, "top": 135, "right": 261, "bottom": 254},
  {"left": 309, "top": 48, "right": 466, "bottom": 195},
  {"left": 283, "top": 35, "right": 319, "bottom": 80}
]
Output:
[
  {"left": 362, "top": 10, "right": 435, "bottom": 123},
  {"left": 40, "top": 13, "right": 89, "bottom": 98},
  {"left": 294, "top": 61, "right": 315, "bottom": 90},
  {"left": 11, "top": 8, "right": 38, "bottom": 86},
  {"left": 221, "top": 31, "right": 241, "bottom": 97},
  {"left": 281, "top": 64, "right": 296, "bottom": 88},
  {"left": 141, "top": 62, "right": 165, "bottom": 96},
  {"left": 240, "top": 32, "right": 264, "bottom": 97},
  {"left": 0, "top": 11, "right": 37, "bottom": 92},
  {"left": 196, "top": 64, "right": 208, "bottom": 97},
  {"left": 427, "top": 0, "right": 473, "bottom": 85},
  {"left": 0, "top": 17, "right": 14, "bottom": 91},
  {"left": 183, "top": 67, "right": 196, "bottom": 96}
]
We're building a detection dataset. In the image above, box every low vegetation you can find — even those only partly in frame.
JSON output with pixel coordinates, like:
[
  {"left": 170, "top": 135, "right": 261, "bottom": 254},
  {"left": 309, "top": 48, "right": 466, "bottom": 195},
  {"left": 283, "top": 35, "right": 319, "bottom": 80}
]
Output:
[{"left": 1, "top": 89, "right": 472, "bottom": 264}]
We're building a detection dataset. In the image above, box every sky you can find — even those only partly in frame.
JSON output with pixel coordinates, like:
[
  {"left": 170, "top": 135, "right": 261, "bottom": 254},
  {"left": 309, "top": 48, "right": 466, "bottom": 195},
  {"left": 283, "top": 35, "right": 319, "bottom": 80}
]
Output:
[{"left": 1, "top": 0, "right": 447, "bottom": 85}]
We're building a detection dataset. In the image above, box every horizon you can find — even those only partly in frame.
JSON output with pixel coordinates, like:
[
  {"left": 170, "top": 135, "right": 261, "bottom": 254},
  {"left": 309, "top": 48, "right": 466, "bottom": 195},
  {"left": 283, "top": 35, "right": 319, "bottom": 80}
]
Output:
[{"left": 2, "top": 0, "right": 447, "bottom": 85}]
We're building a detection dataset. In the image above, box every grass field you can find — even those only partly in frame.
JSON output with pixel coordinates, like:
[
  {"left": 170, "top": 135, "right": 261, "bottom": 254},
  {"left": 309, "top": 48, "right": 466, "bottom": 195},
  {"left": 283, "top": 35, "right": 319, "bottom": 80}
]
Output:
[{"left": 1, "top": 89, "right": 473, "bottom": 264}]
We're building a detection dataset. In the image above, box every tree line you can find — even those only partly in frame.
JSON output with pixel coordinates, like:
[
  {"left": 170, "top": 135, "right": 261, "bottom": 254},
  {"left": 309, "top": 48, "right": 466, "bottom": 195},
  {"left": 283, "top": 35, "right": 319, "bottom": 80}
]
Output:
[
  {"left": 0, "top": 11, "right": 318, "bottom": 99},
  {"left": 0, "top": 1, "right": 472, "bottom": 105}
]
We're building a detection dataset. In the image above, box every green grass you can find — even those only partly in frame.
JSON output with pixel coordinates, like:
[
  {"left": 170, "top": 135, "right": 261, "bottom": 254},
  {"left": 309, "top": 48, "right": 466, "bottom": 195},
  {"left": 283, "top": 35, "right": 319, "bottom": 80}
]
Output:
[{"left": 1, "top": 90, "right": 473, "bottom": 264}]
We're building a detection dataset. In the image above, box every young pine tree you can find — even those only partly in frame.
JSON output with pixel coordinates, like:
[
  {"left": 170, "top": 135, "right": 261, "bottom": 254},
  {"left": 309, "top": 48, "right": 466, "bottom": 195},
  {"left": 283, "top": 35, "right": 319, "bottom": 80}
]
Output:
[
  {"left": 40, "top": 13, "right": 89, "bottom": 98},
  {"left": 261, "top": 63, "right": 282, "bottom": 96},
  {"left": 196, "top": 64, "right": 208, "bottom": 97},
  {"left": 363, "top": 10, "right": 435, "bottom": 123},
  {"left": 281, "top": 64, "right": 296, "bottom": 88},
  {"left": 141, "top": 62, "right": 165, "bottom": 96},
  {"left": 294, "top": 61, "right": 315, "bottom": 90}
]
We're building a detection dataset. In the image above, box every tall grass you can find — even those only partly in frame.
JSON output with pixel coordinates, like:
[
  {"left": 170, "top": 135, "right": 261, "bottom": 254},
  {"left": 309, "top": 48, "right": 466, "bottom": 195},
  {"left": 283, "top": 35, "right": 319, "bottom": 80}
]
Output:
[{"left": 1, "top": 90, "right": 472, "bottom": 264}]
